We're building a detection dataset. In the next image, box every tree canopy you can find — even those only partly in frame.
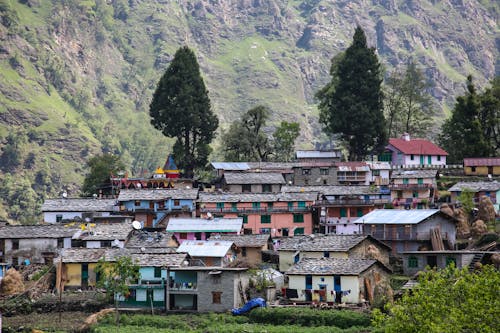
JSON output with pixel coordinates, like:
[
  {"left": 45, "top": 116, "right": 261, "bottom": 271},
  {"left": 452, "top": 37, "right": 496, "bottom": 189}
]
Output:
[
  {"left": 373, "top": 265, "right": 500, "bottom": 333},
  {"left": 82, "top": 154, "right": 125, "bottom": 196},
  {"left": 273, "top": 121, "right": 300, "bottom": 162},
  {"left": 149, "top": 46, "right": 218, "bottom": 178},
  {"left": 384, "top": 60, "right": 435, "bottom": 138},
  {"left": 317, "top": 26, "right": 386, "bottom": 161},
  {"left": 439, "top": 76, "right": 499, "bottom": 163}
]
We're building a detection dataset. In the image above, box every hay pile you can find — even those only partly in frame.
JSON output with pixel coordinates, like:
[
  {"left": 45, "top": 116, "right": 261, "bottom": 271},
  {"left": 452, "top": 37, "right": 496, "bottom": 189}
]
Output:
[
  {"left": 0, "top": 268, "right": 25, "bottom": 295},
  {"left": 477, "top": 196, "right": 496, "bottom": 224},
  {"left": 471, "top": 220, "right": 488, "bottom": 237}
]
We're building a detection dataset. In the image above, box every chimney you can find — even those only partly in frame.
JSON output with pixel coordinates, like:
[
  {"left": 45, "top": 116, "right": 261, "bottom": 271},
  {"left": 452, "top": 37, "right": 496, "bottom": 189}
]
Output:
[{"left": 402, "top": 133, "right": 410, "bottom": 141}]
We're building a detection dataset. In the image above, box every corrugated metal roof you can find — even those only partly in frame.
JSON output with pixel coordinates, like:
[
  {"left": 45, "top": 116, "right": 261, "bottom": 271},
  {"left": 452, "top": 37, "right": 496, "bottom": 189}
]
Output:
[
  {"left": 223, "top": 172, "right": 285, "bottom": 184},
  {"left": 353, "top": 209, "right": 440, "bottom": 224},
  {"left": 166, "top": 218, "right": 243, "bottom": 232},
  {"left": 41, "top": 198, "right": 117, "bottom": 212},
  {"left": 286, "top": 257, "right": 378, "bottom": 275},
  {"left": 211, "top": 162, "right": 250, "bottom": 170},
  {"left": 176, "top": 240, "right": 234, "bottom": 257},
  {"left": 463, "top": 157, "right": 500, "bottom": 167},
  {"left": 296, "top": 150, "right": 340, "bottom": 158}
]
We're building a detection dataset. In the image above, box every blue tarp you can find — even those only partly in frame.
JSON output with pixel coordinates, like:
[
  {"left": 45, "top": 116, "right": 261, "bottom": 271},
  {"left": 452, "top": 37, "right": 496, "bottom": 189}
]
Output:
[{"left": 231, "top": 297, "right": 266, "bottom": 315}]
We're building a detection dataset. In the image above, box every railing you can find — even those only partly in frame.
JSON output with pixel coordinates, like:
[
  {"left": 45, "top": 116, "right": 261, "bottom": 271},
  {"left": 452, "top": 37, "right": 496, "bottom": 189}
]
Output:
[
  {"left": 169, "top": 282, "right": 197, "bottom": 291},
  {"left": 200, "top": 206, "right": 312, "bottom": 214},
  {"left": 392, "top": 198, "right": 429, "bottom": 205},
  {"left": 392, "top": 164, "right": 462, "bottom": 169},
  {"left": 320, "top": 217, "right": 354, "bottom": 224},
  {"left": 364, "top": 231, "right": 448, "bottom": 241},
  {"left": 389, "top": 183, "right": 433, "bottom": 190},
  {"left": 314, "top": 199, "right": 379, "bottom": 206},
  {"left": 337, "top": 176, "right": 366, "bottom": 181}
]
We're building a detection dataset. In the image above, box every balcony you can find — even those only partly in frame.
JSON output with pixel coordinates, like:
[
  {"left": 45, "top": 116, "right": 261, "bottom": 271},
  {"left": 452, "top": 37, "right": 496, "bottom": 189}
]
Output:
[
  {"left": 392, "top": 198, "right": 429, "bottom": 206},
  {"left": 337, "top": 176, "right": 366, "bottom": 182},
  {"left": 314, "top": 199, "right": 382, "bottom": 207},
  {"left": 200, "top": 206, "right": 312, "bottom": 214},
  {"left": 364, "top": 230, "right": 449, "bottom": 241},
  {"left": 389, "top": 183, "right": 433, "bottom": 190}
]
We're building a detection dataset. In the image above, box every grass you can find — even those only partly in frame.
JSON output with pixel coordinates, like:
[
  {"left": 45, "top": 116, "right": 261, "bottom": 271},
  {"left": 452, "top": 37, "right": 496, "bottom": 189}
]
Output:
[{"left": 2, "top": 311, "right": 91, "bottom": 332}]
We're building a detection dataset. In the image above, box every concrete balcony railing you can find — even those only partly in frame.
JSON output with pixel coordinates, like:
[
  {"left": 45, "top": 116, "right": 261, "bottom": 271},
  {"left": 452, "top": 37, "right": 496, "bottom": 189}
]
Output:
[{"left": 389, "top": 183, "right": 434, "bottom": 190}]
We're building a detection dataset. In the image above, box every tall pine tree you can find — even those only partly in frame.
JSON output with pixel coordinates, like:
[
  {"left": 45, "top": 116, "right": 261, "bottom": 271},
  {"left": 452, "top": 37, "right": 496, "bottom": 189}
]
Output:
[
  {"left": 317, "top": 27, "right": 386, "bottom": 161},
  {"left": 439, "top": 76, "right": 492, "bottom": 163},
  {"left": 150, "top": 46, "right": 218, "bottom": 178}
]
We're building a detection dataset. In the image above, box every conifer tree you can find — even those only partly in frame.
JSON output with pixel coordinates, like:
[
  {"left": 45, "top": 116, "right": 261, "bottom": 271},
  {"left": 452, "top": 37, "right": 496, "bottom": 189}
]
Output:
[
  {"left": 150, "top": 46, "right": 218, "bottom": 178},
  {"left": 317, "top": 27, "right": 386, "bottom": 161}
]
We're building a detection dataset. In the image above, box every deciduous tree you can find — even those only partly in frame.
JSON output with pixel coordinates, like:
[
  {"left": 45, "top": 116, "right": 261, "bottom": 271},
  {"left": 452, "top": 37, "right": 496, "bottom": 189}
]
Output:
[
  {"left": 317, "top": 27, "right": 386, "bottom": 160},
  {"left": 82, "top": 154, "right": 125, "bottom": 196},
  {"left": 150, "top": 46, "right": 218, "bottom": 178},
  {"left": 273, "top": 121, "right": 300, "bottom": 162}
]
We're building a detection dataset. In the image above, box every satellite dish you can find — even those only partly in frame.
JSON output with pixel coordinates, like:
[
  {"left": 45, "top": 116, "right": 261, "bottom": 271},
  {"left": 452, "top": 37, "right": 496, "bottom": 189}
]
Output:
[
  {"left": 112, "top": 239, "right": 121, "bottom": 247},
  {"left": 206, "top": 212, "right": 213, "bottom": 219},
  {"left": 132, "top": 221, "right": 142, "bottom": 230},
  {"left": 62, "top": 191, "right": 68, "bottom": 198}
]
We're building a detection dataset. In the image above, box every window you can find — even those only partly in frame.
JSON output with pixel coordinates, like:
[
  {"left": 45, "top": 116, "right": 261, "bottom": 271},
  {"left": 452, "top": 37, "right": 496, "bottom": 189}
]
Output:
[
  {"left": 56, "top": 214, "right": 63, "bottom": 223},
  {"left": 323, "top": 251, "right": 330, "bottom": 258},
  {"left": 154, "top": 267, "right": 162, "bottom": 278},
  {"left": 288, "top": 202, "right": 293, "bottom": 210},
  {"left": 212, "top": 291, "right": 222, "bottom": 304},
  {"left": 135, "top": 200, "right": 141, "bottom": 206},
  {"left": 437, "top": 155, "right": 441, "bottom": 161},
  {"left": 340, "top": 208, "right": 347, "bottom": 217},
  {"left": 298, "top": 201, "right": 306, "bottom": 208},
  {"left": 174, "top": 199, "right": 180, "bottom": 206},
  {"left": 471, "top": 166, "right": 476, "bottom": 172},
  {"left": 412, "top": 191, "right": 419, "bottom": 198},
  {"left": 403, "top": 178, "right": 409, "bottom": 184},
  {"left": 262, "top": 184, "right": 272, "bottom": 192},
  {"left": 231, "top": 203, "right": 238, "bottom": 211},
  {"left": 252, "top": 202, "right": 261, "bottom": 209},
  {"left": 261, "top": 215, "right": 271, "bottom": 223},
  {"left": 216, "top": 202, "right": 224, "bottom": 209},
  {"left": 281, "top": 228, "right": 289, "bottom": 237},
  {"left": 241, "top": 247, "right": 247, "bottom": 257},
  {"left": 446, "top": 257, "right": 457, "bottom": 267},
  {"left": 12, "top": 239, "right": 19, "bottom": 250},
  {"left": 418, "top": 178, "right": 423, "bottom": 185},
  {"left": 101, "top": 240, "right": 112, "bottom": 247},
  {"left": 408, "top": 256, "right": 418, "bottom": 268},
  {"left": 238, "top": 215, "right": 248, "bottom": 224},
  {"left": 372, "top": 170, "right": 380, "bottom": 176},
  {"left": 294, "top": 227, "right": 304, "bottom": 235},
  {"left": 244, "top": 228, "right": 253, "bottom": 234},
  {"left": 302, "top": 168, "right": 311, "bottom": 175},
  {"left": 267, "top": 202, "right": 273, "bottom": 209},
  {"left": 357, "top": 208, "right": 363, "bottom": 217},
  {"left": 179, "top": 233, "right": 188, "bottom": 240},
  {"left": 158, "top": 201, "right": 165, "bottom": 209},
  {"left": 410, "top": 154, "right": 414, "bottom": 160},
  {"left": 242, "top": 184, "right": 251, "bottom": 192},
  {"left": 320, "top": 168, "right": 329, "bottom": 175},
  {"left": 260, "top": 228, "right": 271, "bottom": 234},
  {"left": 293, "top": 214, "right": 304, "bottom": 223}
]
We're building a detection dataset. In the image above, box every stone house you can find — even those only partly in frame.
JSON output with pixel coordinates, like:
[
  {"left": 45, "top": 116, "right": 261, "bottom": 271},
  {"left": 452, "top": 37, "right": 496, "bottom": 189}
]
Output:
[
  {"left": 463, "top": 157, "right": 500, "bottom": 176},
  {"left": 286, "top": 257, "right": 391, "bottom": 304},
  {"left": 335, "top": 162, "right": 370, "bottom": 185},
  {"left": 295, "top": 150, "right": 342, "bottom": 164},
  {"left": 41, "top": 198, "right": 118, "bottom": 224},
  {"left": 220, "top": 172, "right": 286, "bottom": 193},
  {"left": 207, "top": 234, "right": 272, "bottom": 267},
  {"left": 276, "top": 234, "right": 391, "bottom": 272},
  {"left": 292, "top": 162, "right": 337, "bottom": 186},
  {"left": 390, "top": 169, "right": 437, "bottom": 209},
  {"left": 70, "top": 223, "right": 132, "bottom": 248}
]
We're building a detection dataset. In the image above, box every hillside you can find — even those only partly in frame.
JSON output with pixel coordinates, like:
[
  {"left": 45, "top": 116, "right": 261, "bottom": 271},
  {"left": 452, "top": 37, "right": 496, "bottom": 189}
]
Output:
[{"left": 0, "top": 0, "right": 498, "bottom": 223}]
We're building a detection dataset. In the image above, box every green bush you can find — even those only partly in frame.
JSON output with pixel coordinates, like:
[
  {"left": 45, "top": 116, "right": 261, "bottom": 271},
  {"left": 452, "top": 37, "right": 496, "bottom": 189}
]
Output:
[{"left": 247, "top": 307, "right": 371, "bottom": 328}]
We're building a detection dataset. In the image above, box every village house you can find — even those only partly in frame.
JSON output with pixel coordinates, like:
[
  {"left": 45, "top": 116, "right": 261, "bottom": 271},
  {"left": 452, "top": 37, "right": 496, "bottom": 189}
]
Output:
[
  {"left": 292, "top": 162, "right": 337, "bottom": 186},
  {"left": 210, "top": 162, "right": 295, "bottom": 185},
  {"left": 219, "top": 172, "right": 286, "bottom": 193},
  {"left": 166, "top": 217, "right": 243, "bottom": 243},
  {"left": 400, "top": 250, "right": 498, "bottom": 276},
  {"left": 286, "top": 257, "right": 391, "bottom": 304},
  {"left": 117, "top": 188, "right": 199, "bottom": 227},
  {"left": 198, "top": 192, "right": 317, "bottom": 236},
  {"left": 463, "top": 157, "right": 500, "bottom": 176},
  {"left": 357, "top": 209, "right": 457, "bottom": 254},
  {"left": 167, "top": 266, "right": 249, "bottom": 312},
  {"left": 70, "top": 222, "right": 132, "bottom": 248},
  {"left": 335, "top": 162, "right": 370, "bottom": 185},
  {"left": 366, "top": 161, "right": 391, "bottom": 186},
  {"left": 0, "top": 224, "right": 77, "bottom": 265},
  {"left": 381, "top": 133, "right": 448, "bottom": 167},
  {"left": 41, "top": 198, "right": 118, "bottom": 224},
  {"left": 176, "top": 240, "right": 238, "bottom": 267},
  {"left": 276, "top": 234, "right": 391, "bottom": 272},
  {"left": 207, "top": 234, "right": 272, "bottom": 267},
  {"left": 448, "top": 181, "right": 500, "bottom": 213},
  {"left": 389, "top": 169, "right": 437, "bottom": 209}
]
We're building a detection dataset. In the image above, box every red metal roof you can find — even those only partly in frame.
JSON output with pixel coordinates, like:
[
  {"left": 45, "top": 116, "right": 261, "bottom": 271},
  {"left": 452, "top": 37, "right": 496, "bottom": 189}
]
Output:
[
  {"left": 388, "top": 138, "right": 448, "bottom": 156},
  {"left": 463, "top": 157, "right": 500, "bottom": 166}
]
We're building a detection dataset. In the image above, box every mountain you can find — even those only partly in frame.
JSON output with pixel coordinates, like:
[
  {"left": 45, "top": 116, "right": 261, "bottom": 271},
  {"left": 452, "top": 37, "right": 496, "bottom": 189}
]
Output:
[{"left": 0, "top": 0, "right": 498, "bottom": 223}]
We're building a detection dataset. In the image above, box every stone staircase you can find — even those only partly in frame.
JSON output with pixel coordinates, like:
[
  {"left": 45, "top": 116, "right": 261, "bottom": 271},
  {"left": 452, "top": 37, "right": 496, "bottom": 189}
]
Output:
[{"left": 468, "top": 253, "right": 484, "bottom": 271}]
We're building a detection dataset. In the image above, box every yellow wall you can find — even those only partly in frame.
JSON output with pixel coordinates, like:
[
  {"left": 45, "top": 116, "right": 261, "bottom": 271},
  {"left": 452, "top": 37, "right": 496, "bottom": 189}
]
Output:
[
  {"left": 65, "top": 264, "right": 81, "bottom": 287},
  {"left": 464, "top": 166, "right": 500, "bottom": 176}
]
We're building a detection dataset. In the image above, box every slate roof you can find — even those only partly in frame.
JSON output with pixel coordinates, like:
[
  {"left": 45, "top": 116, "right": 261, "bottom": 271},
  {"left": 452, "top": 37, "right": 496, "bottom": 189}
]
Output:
[
  {"left": 448, "top": 181, "right": 500, "bottom": 192},
  {"left": 125, "top": 230, "right": 177, "bottom": 248},
  {"left": 391, "top": 169, "right": 438, "bottom": 179},
  {"left": 287, "top": 257, "right": 380, "bottom": 275},
  {"left": 117, "top": 188, "right": 199, "bottom": 201},
  {"left": 354, "top": 209, "right": 445, "bottom": 225},
  {"left": 207, "top": 234, "right": 270, "bottom": 248},
  {"left": 72, "top": 223, "right": 132, "bottom": 241},
  {"left": 198, "top": 192, "right": 318, "bottom": 203},
  {"left": 388, "top": 138, "right": 448, "bottom": 156},
  {"left": 56, "top": 248, "right": 188, "bottom": 267},
  {"left": 223, "top": 172, "right": 286, "bottom": 185},
  {"left": 41, "top": 198, "right": 117, "bottom": 212},
  {"left": 0, "top": 224, "right": 78, "bottom": 239},
  {"left": 278, "top": 234, "right": 376, "bottom": 252},
  {"left": 176, "top": 240, "right": 234, "bottom": 257},
  {"left": 166, "top": 218, "right": 243, "bottom": 233},
  {"left": 280, "top": 185, "right": 378, "bottom": 196},
  {"left": 463, "top": 157, "right": 500, "bottom": 167}
]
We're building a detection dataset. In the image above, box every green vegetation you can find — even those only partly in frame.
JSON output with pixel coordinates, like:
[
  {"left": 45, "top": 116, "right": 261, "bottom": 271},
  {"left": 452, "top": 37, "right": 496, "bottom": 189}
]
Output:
[
  {"left": 82, "top": 154, "right": 126, "bottom": 196},
  {"left": 373, "top": 265, "right": 500, "bottom": 333},
  {"left": 91, "top": 309, "right": 372, "bottom": 333}
]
